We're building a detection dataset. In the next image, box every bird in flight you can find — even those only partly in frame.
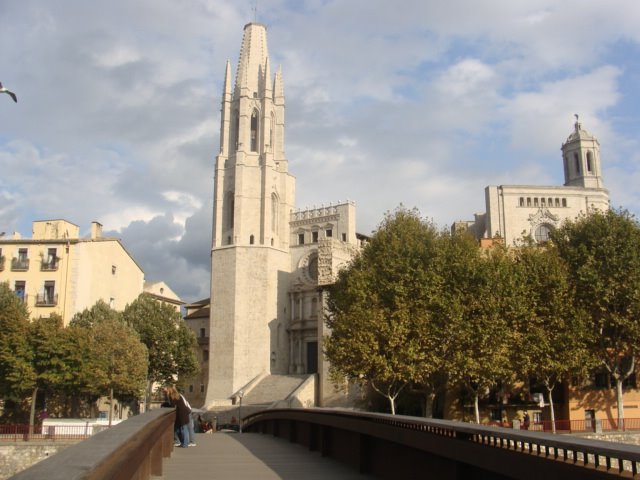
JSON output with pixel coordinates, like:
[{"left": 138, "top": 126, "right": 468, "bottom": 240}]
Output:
[{"left": 0, "top": 82, "right": 17, "bottom": 102}]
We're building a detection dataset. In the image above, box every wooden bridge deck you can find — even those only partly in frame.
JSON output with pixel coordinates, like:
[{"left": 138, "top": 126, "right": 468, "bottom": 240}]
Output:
[{"left": 160, "top": 432, "right": 372, "bottom": 479}]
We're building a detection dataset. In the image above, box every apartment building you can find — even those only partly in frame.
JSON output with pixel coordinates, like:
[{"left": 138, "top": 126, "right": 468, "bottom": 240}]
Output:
[{"left": 0, "top": 219, "right": 144, "bottom": 325}]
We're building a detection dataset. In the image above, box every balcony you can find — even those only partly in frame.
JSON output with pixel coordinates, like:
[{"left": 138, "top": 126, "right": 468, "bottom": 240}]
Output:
[
  {"left": 35, "top": 293, "right": 58, "bottom": 306},
  {"left": 41, "top": 259, "right": 59, "bottom": 271},
  {"left": 11, "top": 258, "right": 30, "bottom": 271}
]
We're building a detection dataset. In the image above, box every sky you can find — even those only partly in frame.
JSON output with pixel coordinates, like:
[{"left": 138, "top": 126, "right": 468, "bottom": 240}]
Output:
[{"left": 1, "top": 0, "right": 639, "bottom": 303}]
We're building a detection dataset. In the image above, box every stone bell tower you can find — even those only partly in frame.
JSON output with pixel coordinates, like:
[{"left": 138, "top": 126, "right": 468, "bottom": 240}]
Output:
[
  {"left": 205, "top": 23, "right": 296, "bottom": 406},
  {"left": 562, "top": 115, "right": 604, "bottom": 189}
]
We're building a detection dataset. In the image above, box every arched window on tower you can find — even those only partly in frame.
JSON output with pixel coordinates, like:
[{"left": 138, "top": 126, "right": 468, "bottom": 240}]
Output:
[
  {"left": 586, "top": 151, "right": 593, "bottom": 173},
  {"left": 225, "top": 192, "right": 235, "bottom": 229},
  {"left": 251, "top": 110, "right": 259, "bottom": 152},
  {"left": 574, "top": 153, "right": 580, "bottom": 175}
]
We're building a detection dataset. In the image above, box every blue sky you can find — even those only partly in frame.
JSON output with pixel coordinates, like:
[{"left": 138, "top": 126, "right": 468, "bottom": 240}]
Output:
[{"left": 1, "top": 0, "right": 639, "bottom": 302}]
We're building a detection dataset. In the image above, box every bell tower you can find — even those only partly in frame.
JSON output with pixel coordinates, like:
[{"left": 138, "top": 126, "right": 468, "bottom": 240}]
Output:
[
  {"left": 561, "top": 115, "right": 604, "bottom": 189},
  {"left": 206, "top": 23, "right": 295, "bottom": 406}
]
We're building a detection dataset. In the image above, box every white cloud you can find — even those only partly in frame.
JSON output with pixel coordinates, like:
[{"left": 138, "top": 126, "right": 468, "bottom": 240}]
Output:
[{"left": 1, "top": 0, "right": 639, "bottom": 301}]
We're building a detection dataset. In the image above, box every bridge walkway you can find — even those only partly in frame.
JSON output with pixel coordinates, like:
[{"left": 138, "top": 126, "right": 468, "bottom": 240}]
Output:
[{"left": 160, "top": 431, "right": 372, "bottom": 479}]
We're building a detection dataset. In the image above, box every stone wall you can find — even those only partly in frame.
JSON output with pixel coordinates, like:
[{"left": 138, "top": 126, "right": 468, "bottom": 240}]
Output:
[{"left": 0, "top": 443, "right": 75, "bottom": 480}]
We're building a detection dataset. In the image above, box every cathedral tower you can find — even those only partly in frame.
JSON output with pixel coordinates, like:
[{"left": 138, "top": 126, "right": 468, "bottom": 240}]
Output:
[
  {"left": 205, "top": 23, "right": 295, "bottom": 406},
  {"left": 562, "top": 115, "right": 604, "bottom": 189}
]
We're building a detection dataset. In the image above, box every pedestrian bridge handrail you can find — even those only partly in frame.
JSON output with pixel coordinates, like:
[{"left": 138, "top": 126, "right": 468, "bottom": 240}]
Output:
[
  {"left": 243, "top": 408, "right": 640, "bottom": 479},
  {"left": 10, "top": 408, "right": 175, "bottom": 480}
]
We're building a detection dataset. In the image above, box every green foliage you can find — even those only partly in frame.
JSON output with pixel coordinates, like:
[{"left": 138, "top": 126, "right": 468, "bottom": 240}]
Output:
[
  {"left": 70, "top": 301, "right": 148, "bottom": 400},
  {"left": 551, "top": 208, "right": 640, "bottom": 428},
  {"left": 174, "top": 322, "right": 200, "bottom": 388},
  {"left": 29, "top": 314, "right": 75, "bottom": 392},
  {"left": 0, "top": 282, "right": 35, "bottom": 400},
  {"left": 325, "top": 207, "right": 440, "bottom": 414},
  {"left": 326, "top": 205, "right": 640, "bottom": 422},
  {"left": 123, "top": 294, "right": 199, "bottom": 386},
  {"left": 551, "top": 209, "right": 640, "bottom": 366},
  {"left": 436, "top": 239, "right": 525, "bottom": 422}
]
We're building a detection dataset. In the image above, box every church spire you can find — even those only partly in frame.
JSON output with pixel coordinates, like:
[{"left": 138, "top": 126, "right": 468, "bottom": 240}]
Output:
[
  {"left": 273, "top": 65, "right": 284, "bottom": 102},
  {"left": 235, "top": 22, "right": 269, "bottom": 98},
  {"left": 219, "top": 60, "right": 232, "bottom": 156}
]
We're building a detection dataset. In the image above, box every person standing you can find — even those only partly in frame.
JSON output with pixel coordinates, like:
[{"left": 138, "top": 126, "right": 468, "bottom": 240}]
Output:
[
  {"left": 167, "top": 387, "right": 191, "bottom": 447},
  {"left": 180, "top": 392, "right": 197, "bottom": 446}
]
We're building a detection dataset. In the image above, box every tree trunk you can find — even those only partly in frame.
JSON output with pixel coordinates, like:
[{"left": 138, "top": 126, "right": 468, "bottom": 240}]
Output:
[
  {"left": 615, "top": 377, "right": 624, "bottom": 431},
  {"left": 146, "top": 380, "right": 153, "bottom": 412},
  {"left": 388, "top": 394, "right": 396, "bottom": 415},
  {"left": 29, "top": 386, "right": 38, "bottom": 438},
  {"left": 546, "top": 385, "right": 556, "bottom": 434},
  {"left": 424, "top": 392, "right": 435, "bottom": 418},
  {"left": 473, "top": 392, "right": 480, "bottom": 424},
  {"left": 109, "top": 387, "right": 114, "bottom": 427}
]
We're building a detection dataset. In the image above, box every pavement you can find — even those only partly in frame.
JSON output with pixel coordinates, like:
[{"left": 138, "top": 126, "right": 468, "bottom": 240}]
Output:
[{"left": 159, "top": 431, "right": 372, "bottom": 479}]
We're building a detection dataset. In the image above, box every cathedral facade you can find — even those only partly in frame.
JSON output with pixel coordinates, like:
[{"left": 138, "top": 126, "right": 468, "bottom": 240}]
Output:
[
  {"left": 204, "top": 23, "right": 361, "bottom": 408},
  {"left": 455, "top": 117, "right": 610, "bottom": 245}
]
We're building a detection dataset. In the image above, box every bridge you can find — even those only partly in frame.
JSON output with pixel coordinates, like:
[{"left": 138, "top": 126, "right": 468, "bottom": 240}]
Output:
[{"left": 10, "top": 408, "right": 640, "bottom": 479}]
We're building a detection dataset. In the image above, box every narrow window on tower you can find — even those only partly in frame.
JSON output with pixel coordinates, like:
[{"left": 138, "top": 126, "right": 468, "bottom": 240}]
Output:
[
  {"left": 250, "top": 234, "right": 255, "bottom": 245},
  {"left": 225, "top": 192, "right": 235, "bottom": 229},
  {"left": 234, "top": 111, "right": 239, "bottom": 151},
  {"left": 251, "top": 110, "right": 259, "bottom": 152},
  {"left": 271, "top": 193, "right": 279, "bottom": 233},
  {"left": 586, "top": 151, "right": 593, "bottom": 173},
  {"left": 270, "top": 113, "right": 275, "bottom": 152},
  {"left": 574, "top": 153, "right": 580, "bottom": 174}
]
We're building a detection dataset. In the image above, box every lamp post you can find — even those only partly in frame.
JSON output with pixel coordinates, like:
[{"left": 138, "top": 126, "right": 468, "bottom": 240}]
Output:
[{"left": 238, "top": 390, "right": 244, "bottom": 434}]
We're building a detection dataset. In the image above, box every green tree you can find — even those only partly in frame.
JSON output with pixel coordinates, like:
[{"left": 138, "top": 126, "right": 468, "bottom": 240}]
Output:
[
  {"left": 90, "top": 317, "right": 148, "bottom": 425},
  {"left": 411, "top": 230, "right": 481, "bottom": 418},
  {"left": 27, "top": 314, "right": 75, "bottom": 429},
  {"left": 513, "top": 245, "right": 593, "bottom": 433},
  {"left": 552, "top": 208, "right": 640, "bottom": 430},
  {"left": 123, "top": 294, "right": 198, "bottom": 407},
  {"left": 174, "top": 322, "right": 200, "bottom": 391},
  {"left": 325, "top": 207, "right": 440, "bottom": 414},
  {"left": 447, "top": 244, "right": 519, "bottom": 424},
  {"left": 0, "top": 282, "right": 35, "bottom": 405},
  {"left": 70, "top": 301, "right": 148, "bottom": 424}
]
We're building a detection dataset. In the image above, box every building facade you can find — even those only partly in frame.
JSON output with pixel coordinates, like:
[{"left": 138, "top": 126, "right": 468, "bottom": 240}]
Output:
[
  {"left": 183, "top": 298, "right": 210, "bottom": 407},
  {"left": 0, "top": 219, "right": 145, "bottom": 325},
  {"left": 204, "top": 23, "right": 361, "bottom": 408},
  {"left": 143, "top": 280, "right": 184, "bottom": 313},
  {"left": 456, "top": 117, "right": 610, "bottom": 245}
]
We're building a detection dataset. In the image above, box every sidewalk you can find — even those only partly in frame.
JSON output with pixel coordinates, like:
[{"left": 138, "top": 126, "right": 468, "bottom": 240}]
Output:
[{"left": 160, "top": 431, "right": 372, "bottom": 479}]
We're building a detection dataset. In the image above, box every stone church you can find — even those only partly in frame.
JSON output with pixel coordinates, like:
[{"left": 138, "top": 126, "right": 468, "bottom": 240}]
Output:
[
  {"left": 454, "top": 116, "right": 610, "bottom": 245},
  {"left": 201, "top": 22, "right": 611, "bottom": 412},
  {"left": 204, "top": 23, "right": 363, "bottom": 409}
]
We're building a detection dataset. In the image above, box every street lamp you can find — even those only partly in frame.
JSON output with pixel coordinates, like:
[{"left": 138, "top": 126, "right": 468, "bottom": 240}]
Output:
[{"left": 238, "top": 390, "right": 244, "bottom": 434}]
